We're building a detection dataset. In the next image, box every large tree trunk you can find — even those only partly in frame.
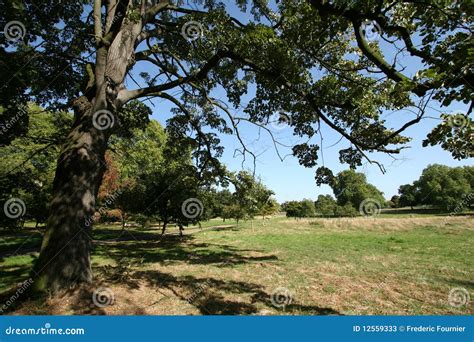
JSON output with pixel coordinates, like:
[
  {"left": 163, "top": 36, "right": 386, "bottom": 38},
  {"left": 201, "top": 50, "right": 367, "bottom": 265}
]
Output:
[
  {"left": 32, "top": 97, "right": 109, "bottom": 293},
  {"left": 30, "top": 3, "right": 144, "bottom": 293}
]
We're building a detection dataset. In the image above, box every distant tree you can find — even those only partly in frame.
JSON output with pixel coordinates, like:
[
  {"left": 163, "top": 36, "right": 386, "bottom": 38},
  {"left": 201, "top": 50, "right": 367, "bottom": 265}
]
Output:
[
  {"left": 231, "top": 171, "right": 274, "bottom": 221},
  {"left": 332, "top": 170, "right": 385, "bottom": 210},
  {"left": 259, "top": 198, "right": 280, "bottom": 219},
  {"left": 285, "top": 199, "right": 315, "bottom": 218},
  {"left": 334, "top": 203, "right": 358, "bottom": 217},
  {"left": 398, "top": 184, "right": 419, "bottom": 210},
  {"left": 314, "top": 195, "right": 337, "bottom": 217},
  {"left": 299, "top": 199, "right": 316, "bottom": 218},
  {"left": 284, "top": 201, "right": 303, "bottom": 219},
  {"left": 217, "top": 190, "right": 235, "bottom": 222},
  {"left": 389, "top": 195, "right": 400, "bottom": 208},
  {"left": 416, "top": 164, "right": 473, "bottom": 211}
]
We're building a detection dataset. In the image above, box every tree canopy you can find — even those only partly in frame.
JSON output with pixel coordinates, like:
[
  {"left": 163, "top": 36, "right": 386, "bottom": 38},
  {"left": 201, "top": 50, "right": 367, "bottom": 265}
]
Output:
[{"left": 1, "top": 0, "right": 472, "bottom": 292}]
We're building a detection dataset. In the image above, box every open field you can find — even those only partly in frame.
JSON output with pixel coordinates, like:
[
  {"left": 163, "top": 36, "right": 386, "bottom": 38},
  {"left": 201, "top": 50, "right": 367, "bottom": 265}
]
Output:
[{"left": 1, "top": 213, "right": 473, "bottom": 315}]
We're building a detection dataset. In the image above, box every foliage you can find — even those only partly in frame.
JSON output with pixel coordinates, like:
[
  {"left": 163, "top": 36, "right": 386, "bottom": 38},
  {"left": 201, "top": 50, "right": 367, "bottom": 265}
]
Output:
[
  {"left": 398, "top": 164, "right": 474, "bottom": 211},
  {"left": 331, "top": 170, "right": 385, "bottom": 209},
  {"left": 314, "top": 195, "right": 338, "bottom": 217},
  {"left": 284, "top": 199, "right": 316, "bottom": 218},
  {"left": 416, "top": 164, "right": 473, "bottom": 211},
  {"left": 398, "top": 184, "right": 419, "bottom": 209},
  {"left": 0, "top": 105, "right": 71, "bottom": 227}
]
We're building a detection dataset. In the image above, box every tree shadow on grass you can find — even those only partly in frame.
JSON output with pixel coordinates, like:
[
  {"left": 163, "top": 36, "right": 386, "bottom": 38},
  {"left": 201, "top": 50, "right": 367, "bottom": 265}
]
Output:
[
  {"left": 93, "top": 234, "right": 278, "bottom": 267},
  {"left": 124, "top": 269, "right": 341, "bottom": 315}
]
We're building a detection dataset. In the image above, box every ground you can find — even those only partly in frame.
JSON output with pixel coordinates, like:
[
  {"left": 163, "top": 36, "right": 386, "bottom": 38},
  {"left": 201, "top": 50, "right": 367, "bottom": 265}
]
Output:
[{"left": 1, "top": 211, "right": 473, "bottom": 315}]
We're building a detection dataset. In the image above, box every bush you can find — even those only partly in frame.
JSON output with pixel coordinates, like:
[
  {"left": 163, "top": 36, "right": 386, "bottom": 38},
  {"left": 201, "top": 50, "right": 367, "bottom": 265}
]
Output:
[{"left": 334, "top": 203, "right": 358, "bottom": 217}]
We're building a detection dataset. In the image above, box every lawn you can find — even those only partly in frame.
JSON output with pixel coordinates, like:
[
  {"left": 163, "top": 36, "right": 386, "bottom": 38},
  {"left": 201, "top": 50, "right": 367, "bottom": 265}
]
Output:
[{"left": 0, "top": 213, "right": 473, "bottom": 315}]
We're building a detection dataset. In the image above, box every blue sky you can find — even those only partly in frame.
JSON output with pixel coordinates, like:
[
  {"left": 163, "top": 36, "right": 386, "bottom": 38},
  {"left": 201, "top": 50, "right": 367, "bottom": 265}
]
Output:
[{"left": 131, "top": 2, "right": 473, "bottom": 202}]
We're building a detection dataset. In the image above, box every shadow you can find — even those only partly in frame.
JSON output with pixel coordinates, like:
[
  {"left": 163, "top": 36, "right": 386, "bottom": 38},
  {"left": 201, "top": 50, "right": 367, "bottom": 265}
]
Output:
[
  {"left": 93, "top": 228, "right": 165, "bottom": 242},
  {"left": 124, "top": 269, "right": 341, "bottom": 315},
  {"left": 93, "top": 233, "right": 278, "bottom": 267},
  {"left": 68, "top": 287, "right": 107, "bottom": 315},
  {"left": 0, "top": 230, "right": 42, "bottom": 258}
]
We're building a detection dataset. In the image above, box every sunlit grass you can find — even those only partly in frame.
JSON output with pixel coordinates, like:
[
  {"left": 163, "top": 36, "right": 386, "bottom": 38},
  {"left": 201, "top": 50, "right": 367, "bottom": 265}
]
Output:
[{"left": 1, "top": 213, "right": 473, "bottom": 314}]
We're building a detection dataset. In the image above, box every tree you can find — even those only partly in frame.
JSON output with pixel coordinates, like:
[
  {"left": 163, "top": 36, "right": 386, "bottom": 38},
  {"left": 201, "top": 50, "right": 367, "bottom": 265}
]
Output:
[
  {"left": 398, "top": 184, "right": 419, "bottom": 210},
  {"left": 334, "top": 203, "right": 358, "bottom": 218},
  {"left": 284, "top": 201, "right": 303, "bottom": 219},
  {"left": 231, "top": 171, "right": 274, "bottom": 222},
  {"left": 314, "top": 195, "right": 337, "bottom": 217},
  {"left": 259, "top": 198, "right": 280, "bottom": 219},
  {"left": 284, "top": 199, "right": 315, "bottom": 218},
  {"left": 331, "top": 170, "right": 385, "bottom": 210},
  {"left": 299, "top": 199, "right": 316, "bottom": 218},
  {"left": 109, "top": 119, "right": 167, "bottom": 228},
  {"left": 0, "top": 105, "right": 71, "bottom": 228},
  {"left": 214, "top": 189, "right": 234, "bottom": 221},
  {"left": 2, "top": 0, "right": 471, "bottom": 292},
  {"left": 389, "top": 195, "right": 400, "bottom": 208},
  {"left": 416, "top": 164, "right": 473, "bottom": 211}
]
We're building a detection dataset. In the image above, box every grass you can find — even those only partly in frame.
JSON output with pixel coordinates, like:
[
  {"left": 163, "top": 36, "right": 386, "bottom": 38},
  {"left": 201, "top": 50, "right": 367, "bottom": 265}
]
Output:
[{"left": 0, "top": 213, "right": 473, "bottom": 315}]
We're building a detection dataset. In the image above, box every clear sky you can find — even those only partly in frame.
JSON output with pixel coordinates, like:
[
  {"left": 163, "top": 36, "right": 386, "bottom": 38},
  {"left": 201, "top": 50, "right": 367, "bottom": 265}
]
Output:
[{"left": 131, "top": 2, "right": 473, "bottom": 203}]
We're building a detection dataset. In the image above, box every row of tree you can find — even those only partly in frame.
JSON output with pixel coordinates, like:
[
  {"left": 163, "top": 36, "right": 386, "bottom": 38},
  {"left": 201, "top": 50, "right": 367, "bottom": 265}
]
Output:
[
  {"left": 0, "top": 107, "right": 279, "bottom": 231},
  {"left": 2, "top": 108, "right": 471, "bottom": 228},
  {"left": 392, "top": 165, "right": 474, "bottom": 211},
  {"left": 282, "top": 165, "right": 473, "bottom": 218}
]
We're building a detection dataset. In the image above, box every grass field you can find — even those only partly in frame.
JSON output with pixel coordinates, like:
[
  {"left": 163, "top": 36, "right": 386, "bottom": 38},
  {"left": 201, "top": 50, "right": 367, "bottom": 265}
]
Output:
[{"left": 1, "top": 212, "right": 473, "bottom": 315}]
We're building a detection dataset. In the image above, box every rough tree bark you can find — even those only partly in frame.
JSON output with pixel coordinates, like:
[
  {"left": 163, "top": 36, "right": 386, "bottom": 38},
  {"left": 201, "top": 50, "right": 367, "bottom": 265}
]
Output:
[
  {"left": 32, "top": 0, "right": 146, "bottom": 293},
  {"left": 32, "top": 97, "right": 110, "bottom": 292}
]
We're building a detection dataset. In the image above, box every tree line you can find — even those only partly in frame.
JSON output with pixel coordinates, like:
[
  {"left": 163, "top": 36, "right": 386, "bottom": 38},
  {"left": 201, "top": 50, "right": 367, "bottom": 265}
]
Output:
[
  {"left": 0, "top": 106, "right": 279, "bottom": 231},
  {"left": 283, "top": 166, "right": 473, "bottom": 218}
]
